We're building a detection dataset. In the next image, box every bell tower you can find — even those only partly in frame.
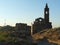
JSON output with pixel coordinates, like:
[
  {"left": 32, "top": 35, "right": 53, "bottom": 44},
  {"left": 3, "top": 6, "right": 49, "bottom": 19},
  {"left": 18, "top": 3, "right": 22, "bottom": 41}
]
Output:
[
  {"left": 32, "top": 3, "right": 52, "bottom": 34},
  {"left": 44, "top": 3, "right": 49, "bottom": 22}
]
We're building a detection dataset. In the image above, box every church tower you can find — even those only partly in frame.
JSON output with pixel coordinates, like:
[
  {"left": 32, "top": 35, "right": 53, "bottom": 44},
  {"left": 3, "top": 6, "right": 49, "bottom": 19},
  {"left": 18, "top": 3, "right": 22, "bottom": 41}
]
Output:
[
  {"left": 44, "top": 3, "right": 49, "bottom": 22},
  {"left": 32, "top": 3, "right": 52, "bottom": 34}
]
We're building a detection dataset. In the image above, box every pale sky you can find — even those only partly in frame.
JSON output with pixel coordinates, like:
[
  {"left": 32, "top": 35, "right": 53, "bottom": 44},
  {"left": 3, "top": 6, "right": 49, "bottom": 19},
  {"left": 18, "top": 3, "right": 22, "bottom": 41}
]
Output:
[{"left": 0, "top": 0, "right": 60, "bottom": 28}]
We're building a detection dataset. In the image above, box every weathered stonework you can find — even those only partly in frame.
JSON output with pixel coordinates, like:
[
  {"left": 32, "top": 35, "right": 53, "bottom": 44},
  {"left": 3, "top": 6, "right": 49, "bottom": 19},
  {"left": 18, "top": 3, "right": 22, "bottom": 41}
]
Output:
[{"left": 32, "top": 3, "right": 52, "bottom": 34}]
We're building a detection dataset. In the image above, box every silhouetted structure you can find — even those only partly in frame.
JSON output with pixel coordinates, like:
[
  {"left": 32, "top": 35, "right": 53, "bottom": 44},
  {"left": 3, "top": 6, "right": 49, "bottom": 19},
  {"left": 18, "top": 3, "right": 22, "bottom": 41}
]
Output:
[
  {"left": 32, "top": 3, "right": 52, "bottom": 34},
  {"left": 15, "top": 23, "right": 31, "bottom": 38}
]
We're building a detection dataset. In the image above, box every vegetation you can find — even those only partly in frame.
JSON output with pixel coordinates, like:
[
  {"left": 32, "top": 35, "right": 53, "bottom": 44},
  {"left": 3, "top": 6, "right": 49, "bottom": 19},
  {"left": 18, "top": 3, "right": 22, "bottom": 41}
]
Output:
[
  {"left": 32, "top": 27, "right": 60, "bottom": 45},
  {"left": 0, "top": 26, "right": 32, "bottom": 45},
  {"left": 0, "top": 26, "right": 60, "bottom": 45}
]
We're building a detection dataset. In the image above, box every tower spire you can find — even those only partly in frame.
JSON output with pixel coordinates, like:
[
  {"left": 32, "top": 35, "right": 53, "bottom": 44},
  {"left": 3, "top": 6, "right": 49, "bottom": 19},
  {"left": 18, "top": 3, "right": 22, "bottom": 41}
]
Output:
[
  {"left": 44, "top": 3, "right": 49, "bottom": 22},
  {"left": 45, "top": 3, "right": 48, "bottom": 8}
]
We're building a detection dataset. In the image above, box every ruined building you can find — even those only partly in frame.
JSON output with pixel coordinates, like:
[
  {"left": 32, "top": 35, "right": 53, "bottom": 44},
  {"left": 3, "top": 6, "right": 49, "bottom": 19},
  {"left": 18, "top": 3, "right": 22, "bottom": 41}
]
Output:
[
  {"left": 15, "top": 4, "right": 52, "bottom": 36},
  {"left": 32, "top": 3, "right": 52, "bottom": 34},
  {"left": 15, "top": 23, "right": 31, "bottom": 37}
]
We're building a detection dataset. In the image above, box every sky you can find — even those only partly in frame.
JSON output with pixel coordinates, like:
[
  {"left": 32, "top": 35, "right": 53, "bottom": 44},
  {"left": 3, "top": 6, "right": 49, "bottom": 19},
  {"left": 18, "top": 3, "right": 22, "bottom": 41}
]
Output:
[{"left": 0, "top": 0, "right": 60, "bottom": 28}]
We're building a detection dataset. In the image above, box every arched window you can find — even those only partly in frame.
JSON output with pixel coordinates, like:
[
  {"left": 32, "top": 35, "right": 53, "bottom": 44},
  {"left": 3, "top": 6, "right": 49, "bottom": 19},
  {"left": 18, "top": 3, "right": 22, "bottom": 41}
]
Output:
[{"left": 35, "top": 17, "right": 43, "bottom": 22}]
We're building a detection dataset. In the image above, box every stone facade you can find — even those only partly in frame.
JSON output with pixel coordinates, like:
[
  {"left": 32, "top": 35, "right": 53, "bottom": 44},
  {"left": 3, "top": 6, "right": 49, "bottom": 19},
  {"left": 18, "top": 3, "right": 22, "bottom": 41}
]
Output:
[
  {"left": 15, "top": 23, "right": 31, "bottom": 37},
  {"left": 32, "top": 3, "right": 52, "bottom": 34}
]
